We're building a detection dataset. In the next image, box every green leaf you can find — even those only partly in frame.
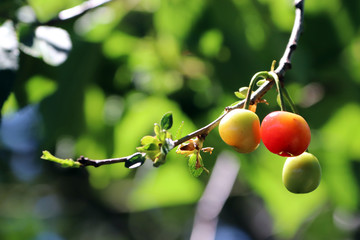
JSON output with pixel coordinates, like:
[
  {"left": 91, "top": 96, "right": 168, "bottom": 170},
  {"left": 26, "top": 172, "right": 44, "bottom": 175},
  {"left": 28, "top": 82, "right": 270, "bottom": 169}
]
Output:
[
  {"left": 153, "top": 152, "right": 166, "bottom": 167},
  {"left": 188, "top": 153, "right": 203, "bottom": 177},
  {"left": 160, "top": 112, "right": 173, "bottom": 130},
  {"left": 140, "top": 135, "right": 158, "bottom": 146},
  {"left": 158, "top": 130, "right": 167, "bottom": 142},
  {"left": 234, "top": 91, "right": 245, "bottom": 99},
  {"left": 234, "top": 87, "right": 249, "bottom": 99},
  {"left": 166, "top": 131, "right": 172, "bottom": 139},
  {"left": 154, "top": 123, "right": 161, "bottom": 136},
  {"left": 137, "top": 143, "right": 160, "bottom": 161},
  {"left": 144, "top": 143, "right": 159, "bottom": 151},
  {"left": 125, "top": 153, "right": 146, "bottom": 169},
  {"left": 257, "top": 79, "right": 267, "bottom": 86}
]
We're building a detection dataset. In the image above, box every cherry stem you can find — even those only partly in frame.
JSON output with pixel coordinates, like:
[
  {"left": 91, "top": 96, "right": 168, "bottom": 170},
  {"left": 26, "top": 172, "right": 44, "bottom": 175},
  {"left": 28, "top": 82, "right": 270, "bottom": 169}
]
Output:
[
  {"left": 269, "top": 71, "right": 286, "bottom": 111},
  {"left": 282, "top": 87, "right": 298, "bottom": 114},
  {"left": 243, "top": 71, "right": 269, "bottom": 110}
]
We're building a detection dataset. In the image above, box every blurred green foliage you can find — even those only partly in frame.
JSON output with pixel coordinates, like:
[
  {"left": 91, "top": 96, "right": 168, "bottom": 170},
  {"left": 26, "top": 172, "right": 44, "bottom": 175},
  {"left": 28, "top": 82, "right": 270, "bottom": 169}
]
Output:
[{"left": 1, "top": 0, "right": 360, "bottom": 239}]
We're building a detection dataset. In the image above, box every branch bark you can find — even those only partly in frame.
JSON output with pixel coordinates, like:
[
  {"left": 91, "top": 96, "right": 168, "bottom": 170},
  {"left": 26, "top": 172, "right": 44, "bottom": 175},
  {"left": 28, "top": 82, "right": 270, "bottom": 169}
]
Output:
[
  {"left": 275, "top": 0, "right": 304, "bottom": 77},
  {"left": 77, "top": 155, "right": 127, "bottom": 167}
]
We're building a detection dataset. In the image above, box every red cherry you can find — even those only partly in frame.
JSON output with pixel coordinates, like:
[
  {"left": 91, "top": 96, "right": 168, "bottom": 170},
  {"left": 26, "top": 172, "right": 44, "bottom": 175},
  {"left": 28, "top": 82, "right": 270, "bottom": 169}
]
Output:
[{"left": 260, "top": 111, "right": 311, "bottom": 157}]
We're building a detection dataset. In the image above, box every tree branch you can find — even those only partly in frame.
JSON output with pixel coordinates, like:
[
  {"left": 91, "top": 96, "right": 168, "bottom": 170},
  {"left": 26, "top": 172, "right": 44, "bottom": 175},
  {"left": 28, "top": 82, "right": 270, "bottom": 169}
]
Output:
[
  {"left": 275, "top": 0, "right": 304, "bottom": 77},
  {"left": 42, "top": 0, "right": 306, "bottom": 168},
  {"left": 76, "top": 152, "right": 146, "bottom": 168},
  {"left": 77, "top": 155, "right": 127, "bottom": 167},
  {"left": 173, "top": 0, "right": 305, "bottom": 147}
]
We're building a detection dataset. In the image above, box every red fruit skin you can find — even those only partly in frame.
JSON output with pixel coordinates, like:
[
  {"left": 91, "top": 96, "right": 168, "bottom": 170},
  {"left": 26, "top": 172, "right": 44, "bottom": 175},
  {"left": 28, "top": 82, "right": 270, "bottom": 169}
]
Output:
[{"left": 260, "top": 111, "right": 311, "bottom": 157}]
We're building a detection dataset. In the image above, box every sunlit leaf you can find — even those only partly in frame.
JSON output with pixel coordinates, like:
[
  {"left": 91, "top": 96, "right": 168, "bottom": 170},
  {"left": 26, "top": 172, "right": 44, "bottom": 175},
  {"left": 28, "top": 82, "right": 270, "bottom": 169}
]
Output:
[
  {"left": 166, "top": 131, "right": 172, "bottom": 139},
  {"left": 257, "top": 79, "right": 267, "bottom": 86},
  {"left": 234, "top": 91, "right": 245, "bottom": 99},
  {"left": 158, "top": 130, "right": 166, "bottom": 142},
  {"left": 235, "top": 87, "right": 249, "bottom": 99},
  {"left": 19, "top": 26, "right": 72, "bottom": 66},
  {"left": 188, "top": 153, "right": 203, "bottom": 177},
  {"left": 160, "top": 112, "right": 173, "bottom": 130},
  {"left": 144, "top": 143, "right": 159, "bottom": 151},
  {"left": 154, "top": 123, "right": 161, "bottom": 136},
  {"left": 0, "top": 20, "right": 19, "bottom": 71},
  {"left": 140, "top": 135, "right": 158, "bottom": 146},
  {"left": 153, "top": 153, "right": 166, "bottom": 167}
]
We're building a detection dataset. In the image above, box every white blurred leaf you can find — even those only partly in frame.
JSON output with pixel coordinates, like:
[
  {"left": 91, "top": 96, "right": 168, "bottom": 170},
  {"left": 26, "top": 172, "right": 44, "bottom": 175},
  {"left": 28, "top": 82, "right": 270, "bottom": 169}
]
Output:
[
  {"left": 0, "top": 20, "right": 19, "bottom": 70},
  {"left": 20, "top": 26, "right": 72, "bottom": 66}
]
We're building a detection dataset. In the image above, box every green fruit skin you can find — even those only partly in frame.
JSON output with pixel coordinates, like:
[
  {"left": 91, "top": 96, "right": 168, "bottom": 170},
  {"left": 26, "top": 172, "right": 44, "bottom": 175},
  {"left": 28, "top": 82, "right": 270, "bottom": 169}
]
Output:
[{"left": 282, "top": 152, "right": 321, "bottom": 194}]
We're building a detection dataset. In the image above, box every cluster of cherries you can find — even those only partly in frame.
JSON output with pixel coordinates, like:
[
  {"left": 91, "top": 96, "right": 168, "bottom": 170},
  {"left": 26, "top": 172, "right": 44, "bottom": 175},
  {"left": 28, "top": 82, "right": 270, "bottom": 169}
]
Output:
[{"left": 218, "top": 108, "right": 321, "bottom": 194}]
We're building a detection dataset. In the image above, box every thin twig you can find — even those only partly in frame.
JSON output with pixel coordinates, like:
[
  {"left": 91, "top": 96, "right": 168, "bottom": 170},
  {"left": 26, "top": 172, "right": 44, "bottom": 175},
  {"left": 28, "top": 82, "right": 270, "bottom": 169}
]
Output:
[
  {"left": 275, "top": 0, "right": 304, "bottom": 77},
  {"left": 77, "top": 154, "right": 130, "bottom": 167}
]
